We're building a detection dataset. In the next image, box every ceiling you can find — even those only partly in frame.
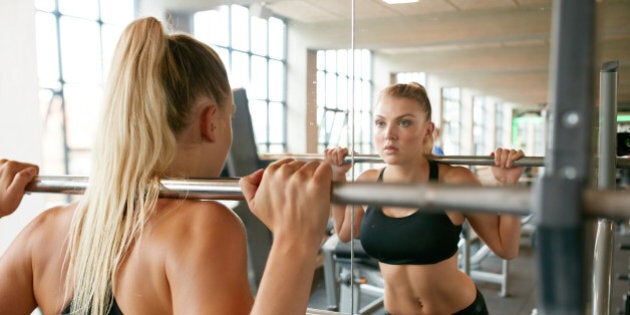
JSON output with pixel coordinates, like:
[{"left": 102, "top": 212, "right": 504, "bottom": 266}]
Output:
[{"left": 154, "top": 0, "right": 630, "bottom": 108}]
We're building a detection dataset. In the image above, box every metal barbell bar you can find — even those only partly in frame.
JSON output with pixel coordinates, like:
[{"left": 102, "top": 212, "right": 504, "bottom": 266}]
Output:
[
  {"left": 26, "top": 175, "right": 630, "bottom": 218},
  {"left": 259, "top": 153, "right": 630, "bottom": 168}
]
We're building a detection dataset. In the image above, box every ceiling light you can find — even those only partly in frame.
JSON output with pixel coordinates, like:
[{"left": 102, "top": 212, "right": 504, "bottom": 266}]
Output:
[{"left": 382, "top": 0, "right": 419, "bottom": 4}]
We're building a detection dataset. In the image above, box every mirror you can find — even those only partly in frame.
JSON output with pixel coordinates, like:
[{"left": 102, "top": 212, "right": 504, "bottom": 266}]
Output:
[
  {"left": 347, "top": 1, "right": 629, "bottom": 314},
  {"left": 33, "top": 0, "right": 630, "bottom": 313}
]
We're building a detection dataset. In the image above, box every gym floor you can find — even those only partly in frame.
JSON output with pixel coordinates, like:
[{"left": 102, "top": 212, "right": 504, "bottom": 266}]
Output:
[{"left": 308, "top": 228, "right": 630, "bottom": 315}]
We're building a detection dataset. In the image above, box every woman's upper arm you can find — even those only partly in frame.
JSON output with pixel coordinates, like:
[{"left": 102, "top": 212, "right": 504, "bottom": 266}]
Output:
[
  {"left": 445, "top": 166, "right": 512, "bottom": 255},
  {"left": 0, "top": 218, "right": 38, "bottom": 314},
  {"left": 166, "top": 203, "right": 253, "bottom": 315}
]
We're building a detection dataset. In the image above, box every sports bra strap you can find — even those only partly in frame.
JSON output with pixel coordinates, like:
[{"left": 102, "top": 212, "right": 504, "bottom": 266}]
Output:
[{"left": 428, "top": 159, "right": 438, "bottom": 181}]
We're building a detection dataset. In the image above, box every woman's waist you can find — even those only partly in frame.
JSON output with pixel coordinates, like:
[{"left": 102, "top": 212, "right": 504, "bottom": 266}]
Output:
[{"left": 381, "top": 266, "right": 477, "bottom": 314}]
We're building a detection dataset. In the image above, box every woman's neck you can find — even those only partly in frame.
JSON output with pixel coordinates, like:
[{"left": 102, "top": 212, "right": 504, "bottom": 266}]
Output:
[{"left": 384, "top": 157, "right": 430, "bottom": 182}]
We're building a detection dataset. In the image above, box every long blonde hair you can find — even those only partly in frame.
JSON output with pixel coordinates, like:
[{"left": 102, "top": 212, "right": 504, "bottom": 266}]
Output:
[
  {"left": 64, "top": 17, "right": 230, "bottom": 314},
  {"left": 377, "top": 82, "right": 434, "bottom": 155}
]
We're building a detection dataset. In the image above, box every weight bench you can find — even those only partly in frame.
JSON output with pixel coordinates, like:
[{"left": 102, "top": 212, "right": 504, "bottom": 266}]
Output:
[{"left": 322, "top": 234, "right": 385, "bottom": 314}]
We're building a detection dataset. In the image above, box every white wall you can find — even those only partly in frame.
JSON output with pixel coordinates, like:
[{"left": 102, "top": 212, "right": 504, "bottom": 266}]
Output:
[{"left": 0, "top": 0, "right": 45, "bottom": 254}]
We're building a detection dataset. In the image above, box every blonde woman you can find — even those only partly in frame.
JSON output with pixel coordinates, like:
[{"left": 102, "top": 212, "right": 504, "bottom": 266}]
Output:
[
  {"left": 325, "top": 82, "right": 524, "bottom": 315},
  {"left": 0, "top": 17, "right": 333, "bottom": 315}
]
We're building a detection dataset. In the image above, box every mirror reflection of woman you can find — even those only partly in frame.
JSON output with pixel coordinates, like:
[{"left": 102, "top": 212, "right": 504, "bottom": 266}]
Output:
[{"left": 325, "top": 82, "right": 524, "bottom": 315}]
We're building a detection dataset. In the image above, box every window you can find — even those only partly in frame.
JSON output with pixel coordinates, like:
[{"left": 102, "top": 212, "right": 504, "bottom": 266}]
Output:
[
  {"left": 495, "top": 103, "right": 504, "bottom": 148},
  {"left": 441, "top": 87, "right": 462, "bottom": 155},
  {"left": 473, "top": 96, "right": 488, "bottom": 155},
  {"left": 35, "top": 0, "right": 135, "bottom": 176},
  {"left": 316, "top": 49, "right": 372, "bottom": 153},
  {"left": 194, "top": 5, "right": 288, "bottom": 153}
]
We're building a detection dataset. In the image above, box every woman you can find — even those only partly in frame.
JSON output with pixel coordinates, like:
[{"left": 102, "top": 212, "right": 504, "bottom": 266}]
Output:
[
  {"left": 325, "top": 82, "right": 524, "bottom": 315},
  {"left": 0, "top": 17, "right": 333, "bottom": 315}
]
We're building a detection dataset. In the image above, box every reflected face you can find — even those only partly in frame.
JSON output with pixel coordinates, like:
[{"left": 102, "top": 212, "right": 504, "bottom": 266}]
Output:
[{"left": 374, "top": 96, "right": 432, "bottom": 165}]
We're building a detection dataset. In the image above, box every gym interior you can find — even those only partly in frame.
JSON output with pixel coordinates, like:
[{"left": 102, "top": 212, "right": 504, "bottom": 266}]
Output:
[{"left": 1, "top": 0, "right": 629, "bottom": 314}]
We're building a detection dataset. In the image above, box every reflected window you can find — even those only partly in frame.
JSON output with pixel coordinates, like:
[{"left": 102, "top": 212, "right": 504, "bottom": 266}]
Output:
[
  {"left": 35, "top": 0, "right": 134, "bottom": 176},
  {"left": 194, "top": 5, "right": 287, "bottom": 153},
  {"left": 316, "top": 49, "right": 372, "bottom": 153},
  {"left": 473, "top": 96, "right": 488, "bottom": 155},
  {"left": 495, "top": 103, "right": 504, "bottom": 148},
  {"left": 512, "top": 114, "right": 544, "bottom": 156},
  {"left": 441, "top": 87, "right": 461, "bottom": 155}
]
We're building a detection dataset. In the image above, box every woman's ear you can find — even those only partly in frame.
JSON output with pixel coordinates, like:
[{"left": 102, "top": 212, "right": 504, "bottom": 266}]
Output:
[
  {"left": 200, "top": 105, "right": 218, "bottom": 142},
  {"left": 425, "top": 121, "right": 436, "bottom": 138}
]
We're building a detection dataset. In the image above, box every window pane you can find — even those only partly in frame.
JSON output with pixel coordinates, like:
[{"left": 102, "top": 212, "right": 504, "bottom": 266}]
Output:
[
  {"left": 268, "top": 17, "right": 285, "bottom": 59},
  {"left": 68, "top": 150, "right": 92, "bottom": 175},
  {"left": 59, "top": 16, "right": 102, "bottom": 83},
  {"left": 268, "top": 144, "right": 284, "bottom": 153},
  {"left": 214, "top": 46, "right": 230, "bottom": 69},
  {"left": 361, "top": 80, "right": 371, "bottom": 111},
  {"left": 250, "top": 16, "right": 268, "bottom": 55},
  {"left": 330, "top": 112, "right": 348, "bottom": 147},
  {"left": 337, "top": 76, "right": 347, "bottom": 111},
  {"left": 42, "top": 96, "right": 68, "bottom": 175},
  {"left": 231, "top": 5, "right": 249, "bottom": 51},
  {"left": 317, "top": 107, "right": 326, "bottom": 144},
  {"left": 336, "top": 49, "right": 347, "bottom": 75},
  {"left": 268, "top": 102, "right": 284, "bottom": 142},
  {"left": 64, "top": 83, "right": 102, "bottom": 149},
  {"left": 326, "top": 73, "right": 337, "bottom": 108},
  {"left": 268, "top": 60, "right": 284, "bottom": 101},
  {"left": 362, "top": 50, "right": 371, "bottom": 78},
  {"left": 101, "top": 24, "right": 126, "bottom": 80},
  {"left": 195, "top": 9, "right": 229, "bottom": 46},
  {"left": 317, "top": 50, "right": 325, "bottom": 70},
  {"left": 250, "top": 100, "right": 267, "bottom": 143},
  {"left": 230, "top": 51, "right": 249, "bottom": 89},
  {"left": 58, "top": 0, "right": 99, "bottom": 19},
  {"left": 361, "top": 112, "right": 372, "bottom": 144},
  {"left": 35, "top": 0, "right": 55, "bottom": 12},
  {"left": 317, "top": 71, "right": 325, "bottom": 107},
  {"left": 321, "top": 110, "right": 335, "bottom": 145},
  {"left": 35, "top": 12, "right": 60, "bottom": 87},
  {"left": 325, "top": 50, "right": 336, "bottom": 73},
  {"left": 101, "top": 0, "right": 134, "bottom": 25},
  {"left": 251, "top": 56, "right": 268, "bottom": 99}
]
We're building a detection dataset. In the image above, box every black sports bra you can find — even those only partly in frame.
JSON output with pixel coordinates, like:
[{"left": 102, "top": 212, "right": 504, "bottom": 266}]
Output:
[
  {"left": 61, "top": 298, "right": 123, "bottom": 315},
  {"left": 359, "top": 160, "right": 462, "bottom": 265}
]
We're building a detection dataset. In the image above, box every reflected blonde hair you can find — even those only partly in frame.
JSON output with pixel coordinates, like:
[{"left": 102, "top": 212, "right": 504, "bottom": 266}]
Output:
[
  {"left": 64, "top": 17, "right": 230, "bottom": 314},
  {"left": 377, "top": 82, "right": 434, "bottom": 155}
]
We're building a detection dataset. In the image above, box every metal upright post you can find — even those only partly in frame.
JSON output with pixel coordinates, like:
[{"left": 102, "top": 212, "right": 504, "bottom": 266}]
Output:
[
  {"left": 534, "top": 1, "right": 594, "bottom": 314},
  {"left": 592, "top": 61, "right": 619, "bottom": 315}
]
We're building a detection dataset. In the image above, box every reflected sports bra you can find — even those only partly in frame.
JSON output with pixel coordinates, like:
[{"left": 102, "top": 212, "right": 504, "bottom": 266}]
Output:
[
  {"left": 61, "top": 298, "right": 123, "bottom": 315},
  {"left": 359, "top": 160, "right": 462, "bottom": 265}
]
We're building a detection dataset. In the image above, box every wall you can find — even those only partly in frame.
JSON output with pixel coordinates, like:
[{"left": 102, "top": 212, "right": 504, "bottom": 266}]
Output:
[{"left": 0, "top": 0, "right": 45, "bottom": 254}]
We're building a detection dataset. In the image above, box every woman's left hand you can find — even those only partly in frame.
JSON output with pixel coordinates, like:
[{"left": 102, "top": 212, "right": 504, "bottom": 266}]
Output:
[
  {"left": 0, "top": 159, "right": 39, "bottom": 218},
  {"left": 490, "top": 148, "right": 525, "bottom": 185}
]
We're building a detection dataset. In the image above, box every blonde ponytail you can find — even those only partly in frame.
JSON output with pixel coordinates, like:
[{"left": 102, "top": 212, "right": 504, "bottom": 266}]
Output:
[{"left": 64, "top": 16, "right": 230, "bottom": 314}]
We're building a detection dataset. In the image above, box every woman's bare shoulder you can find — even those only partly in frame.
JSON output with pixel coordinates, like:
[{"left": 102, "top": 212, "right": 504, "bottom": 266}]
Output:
[
  {"left": 24, "top": 203, "right": 76, "bottom": 243},
  {"left": 437, "top": 163, "right": 480, "bottom": 185},
  {"left": 356, "top": 168, "right": 383, "bottom": 182},
  {"left": 150, "top": 199, "right": 246, "bottom": 247}
]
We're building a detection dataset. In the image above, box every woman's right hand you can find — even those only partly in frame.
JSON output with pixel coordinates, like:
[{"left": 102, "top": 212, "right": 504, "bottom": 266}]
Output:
[
  {"left": 324, "top": 147, "right": 353, "bottom": 181},
  {"left": 239, "top": 159, "right": 333, "bottom": 248},
  {"left": 0, "top": 159, "right": 39, "bottom": 218}
]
